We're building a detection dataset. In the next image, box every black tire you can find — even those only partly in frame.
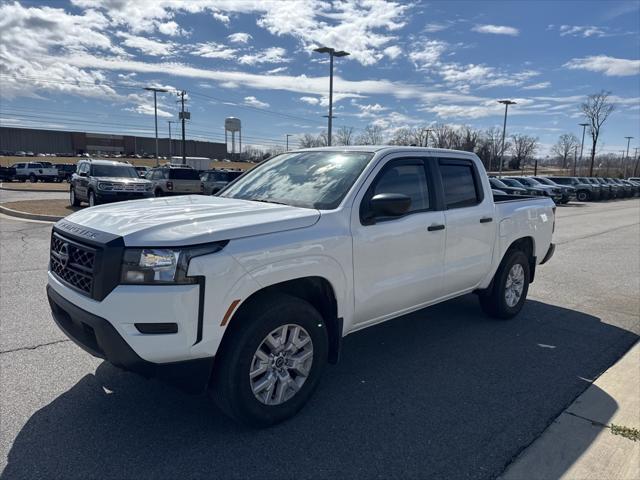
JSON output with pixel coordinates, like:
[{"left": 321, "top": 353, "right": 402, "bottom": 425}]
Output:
[
  {"left": 154, "top": 188, "right": 163, "bottom": 197},
  {"left": 479, "top": 249, "right": 530, "bottom": 319},
  {"left": 88, "top": 190, "right": 98, "bottom": 207},
  {"left": 29, "top": 174, "right": 37, "bottom": 183},
  {"left": 576, "top": 190, "right": 589, "bottom": 202},
  {"left": 69, "top": 188, "right": 81, "bottom": 207},
  {"left": 210, "top": 293, "right": 328, "bottom": 427}
]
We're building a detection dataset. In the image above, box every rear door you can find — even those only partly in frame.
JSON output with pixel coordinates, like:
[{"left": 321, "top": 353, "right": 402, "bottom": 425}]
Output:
[
  {"left": 351, "top": 156, "right": 446, "bottom": 326},
  {"left": 438, "top": 158, "right": 496, "bottom": 295}
]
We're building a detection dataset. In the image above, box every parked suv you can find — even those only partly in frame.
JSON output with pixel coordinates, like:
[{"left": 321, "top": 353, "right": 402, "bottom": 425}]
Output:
[
  {"left": 54, "top": 163, "right": 77, "bottom": 182},
  {"left": 146, "top": 165, "right": 202, "bottom": 196},
  {"left": 201, "top": 169, "right": 243, "bottom": 195},
  {"left": 70, "top": 159, "right": 152, "bottom": 207},
  {"left": 531, "top": 176, "right": 574, "bottom": 204},
  {"left": 546, "top": 176, "right": 596, "bottom": 202}
]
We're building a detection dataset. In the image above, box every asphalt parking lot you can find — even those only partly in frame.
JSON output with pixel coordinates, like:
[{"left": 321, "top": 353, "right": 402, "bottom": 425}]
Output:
[{"left": 1, "top": 199, "right": 639, "bottom": 480}]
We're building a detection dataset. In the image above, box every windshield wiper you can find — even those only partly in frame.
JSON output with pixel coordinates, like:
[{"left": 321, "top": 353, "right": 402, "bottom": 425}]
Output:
[{"left": 249, "top": 198, "right": 289, "bottom": 206}]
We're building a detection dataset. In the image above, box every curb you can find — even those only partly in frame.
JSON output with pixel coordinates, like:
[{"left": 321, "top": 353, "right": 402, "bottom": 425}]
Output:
[
  {"left": 0, "top": 204, "right": 61, "bottom": 222},
  {"left": 0, "top": 183, "right": 69, "bottom": 193}
]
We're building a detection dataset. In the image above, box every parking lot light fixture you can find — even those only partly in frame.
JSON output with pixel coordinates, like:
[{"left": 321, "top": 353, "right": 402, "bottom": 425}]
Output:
[
  {"left": 313, "top": 47, "right": 350, "bottom": 146},
  {"left": 498, "top": 100, "right": 516, "bottom": 178}
]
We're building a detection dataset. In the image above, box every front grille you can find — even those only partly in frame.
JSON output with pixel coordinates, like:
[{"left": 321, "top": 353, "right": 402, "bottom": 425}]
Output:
[{"left": 50, "top": 233, "right": 97, "bottom": 296}]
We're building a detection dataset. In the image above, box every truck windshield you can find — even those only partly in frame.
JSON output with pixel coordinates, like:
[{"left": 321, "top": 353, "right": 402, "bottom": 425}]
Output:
[
  {"left": 91, "top": 165, "right": 139, "bottom": 178},
  {"left": 220, "top": 151, "right": 374, "bottom": 209}
]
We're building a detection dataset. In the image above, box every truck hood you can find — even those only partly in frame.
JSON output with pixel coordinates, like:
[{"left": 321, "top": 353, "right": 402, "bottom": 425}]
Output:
[{"left": 63, "top": 195, "right": 320, "bottom": 246}]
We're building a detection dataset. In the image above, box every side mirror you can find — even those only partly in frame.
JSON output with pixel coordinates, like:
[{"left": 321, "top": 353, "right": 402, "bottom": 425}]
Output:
[{"left": 366, "top": 193, "right": 412, "bottom": 222}]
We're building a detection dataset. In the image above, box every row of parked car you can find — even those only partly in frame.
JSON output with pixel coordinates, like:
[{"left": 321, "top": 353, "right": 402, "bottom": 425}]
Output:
[
  {"left": 68, "top": 159, "right": 244, "bottom": 206},
  {"left": 0, "top": 162, "right": 77, "bottom": 182},
  {"left": 490, "top": 175, "right": 640, "bottom": 203}
]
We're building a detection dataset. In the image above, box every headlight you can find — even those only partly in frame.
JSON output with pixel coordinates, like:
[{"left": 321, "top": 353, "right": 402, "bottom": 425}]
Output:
[
  {"left": 98, "top": 182, "right": 113, "bottom": 191},
  {"left": 121, "top": 243, "right": 227, "bottom": 284}
]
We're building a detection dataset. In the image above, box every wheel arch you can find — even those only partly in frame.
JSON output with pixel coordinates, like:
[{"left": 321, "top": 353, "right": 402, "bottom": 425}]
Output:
[{"left": 223, "top": 276, "right": 343, "bottom": 364}]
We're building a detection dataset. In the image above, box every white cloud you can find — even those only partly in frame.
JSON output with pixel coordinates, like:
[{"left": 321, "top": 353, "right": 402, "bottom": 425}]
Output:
[
  {"left": 228, "top": 32, "right": 252, "bottom": 44},
  {"left": 71, "top": 0, "right": 409, "bottom": 66},
  {"left": 212, "top": 12, "right": 230, "bottom": 24},
  {"left": 409, "top": 40, "right": 448, "bottom": 69},
  {"left": 564, "top": 55, "right": 640, "bottom": 76},
  {"left": 300, "top": 96, "right": 320, "bottom": 105},
  {"left": 117, "top": 32, "right": 175, "bottom": 56},
  {"left": 424, "top": 22, "right": 450, "bottom": 33},
  {"left": 557, "top": 25, "right": 606, "bottom": 38},
  {"left": 522, "top": 82, "right": 551, "bottom": 90},
  {"left": 238, "top": 47, "right": 289, "bottom": 65},
  {"left": 243, "top": 96, "right": 269, "bottom": 108},
  {"left": 383, "top": 45, "right": 402, "bottom": 60},
  {"left": 126, "top": 103, "right": 173, "bottom": 117},
  {"left": 472, "top": 24, "right": 519, "bottom": 36},
  {"left": 157, "top": 20, "right": 184, "bottom": 36},
  {"left": 265, "top": 66, "right": 288, "bottom": 74},
  {"left": 190, "top": 42, "right": 236, "bottom": 59}
]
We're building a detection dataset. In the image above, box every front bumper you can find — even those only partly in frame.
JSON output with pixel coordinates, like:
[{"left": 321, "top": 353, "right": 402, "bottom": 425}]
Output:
[{"left": 47, "top": 285, "right": 213, "bottom": 393}]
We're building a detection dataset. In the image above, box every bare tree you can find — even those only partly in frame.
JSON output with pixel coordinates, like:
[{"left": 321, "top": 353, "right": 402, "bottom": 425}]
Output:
[
  {"left": 551, "top": 133, "right": 579, "bottom": 169},
  {"left": 334, "top": 126, "right": 355, "bottom": 146},
  {"left": 476, "top": 127, "right": 505, "bottom": 171},
  {"left": 412, "top": 127, "right": 432, "bottom": 147},
  {"left": 298, "top": 132, "right": 328, "bottom": 148},
  {"left": 389, "top": 127, "right": 413, "bottom": 146},
  {"left": 581, "top": 90, "right": 615, "bottom": 176},
  {"left": 509, "top": 134, "right": 539, "bottom": 170},
  {"left": 458, "top": 126, "right": 480, "bottom": 153},
  {"left": 357, "top": 124, "right": 385, "bottom": 145}
]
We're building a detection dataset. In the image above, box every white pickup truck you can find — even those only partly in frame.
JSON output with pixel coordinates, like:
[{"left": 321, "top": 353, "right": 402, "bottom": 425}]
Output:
[
  {"left": 11, "top": 161, "right": 59, "bottom": 182},
  {"left": 47, "top": 147, "right": 555, "bottom": 426}
]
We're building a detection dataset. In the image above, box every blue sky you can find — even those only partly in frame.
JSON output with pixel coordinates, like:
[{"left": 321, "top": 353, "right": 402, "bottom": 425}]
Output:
[{"left": 1, "top": 0, "right": 639, "bottom": 155}]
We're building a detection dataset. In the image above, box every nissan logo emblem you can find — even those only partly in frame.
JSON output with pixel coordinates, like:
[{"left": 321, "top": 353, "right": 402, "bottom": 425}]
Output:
[{"left": 58, "top": 243, "right": 70, "bottom": 268}]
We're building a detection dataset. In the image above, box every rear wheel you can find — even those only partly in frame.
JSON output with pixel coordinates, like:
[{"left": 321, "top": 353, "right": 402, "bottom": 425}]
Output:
[
  {"left": 479, "top": 249, "right": 530, "bottom": 319},
  {"left": 29, "top": 174, "right": 37, "bottom": 183},
  {"left": 154, "top": 188, "right": 163, "bottom": 197},
  {"left": 210, "top": 293, "right": 328, "bottom": 427}
]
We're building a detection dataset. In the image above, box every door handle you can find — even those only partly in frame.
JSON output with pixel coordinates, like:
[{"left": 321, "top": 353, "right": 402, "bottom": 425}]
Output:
[
  {"left": 480, "top": 217, "right": 493, "bottom": 223},
  {"left": 427, "top": 224, "right": 445, "bottom": 231}
]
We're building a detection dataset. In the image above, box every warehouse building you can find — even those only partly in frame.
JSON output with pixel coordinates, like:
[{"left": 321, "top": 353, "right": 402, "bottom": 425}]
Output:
[{"left": 0, "top": 127, "right": 227, "bottom": 158}]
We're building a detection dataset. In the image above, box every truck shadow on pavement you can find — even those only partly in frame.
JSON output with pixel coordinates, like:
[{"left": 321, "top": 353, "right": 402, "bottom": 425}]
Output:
[{"left": 3, "top": 296, "right": 637, "bottom": 480}]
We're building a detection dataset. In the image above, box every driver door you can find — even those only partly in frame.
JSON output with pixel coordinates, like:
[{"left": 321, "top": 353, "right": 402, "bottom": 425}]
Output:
[{"left": 351, "top": 157, "right": 446, "bottom": 327}]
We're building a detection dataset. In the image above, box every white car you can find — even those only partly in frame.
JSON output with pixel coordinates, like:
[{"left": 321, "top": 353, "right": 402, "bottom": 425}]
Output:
[{"left": 47, "top": 147, "right": 556, "bottom": 426}]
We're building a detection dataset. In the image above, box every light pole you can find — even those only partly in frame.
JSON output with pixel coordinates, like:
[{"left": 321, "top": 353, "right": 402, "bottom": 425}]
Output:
[
  {"left": 425, "top": 128, "right": 433, "bottom": 147},
  {"left": 167, "top": 120, "right": 176, "bottom": 160},
  {"left": 497, "top": 100, "right": 516, "bottom": 177},
  {"left": 578, "top": 122, "right": 589, "bottom": 175},
  {"left": 144, "top": 87, "right": 169, "bottom": 166},
  {"left": 286, "top": 134, "right": 293, "bottom": 151},
  {"left": 624, "top": 136, "right": 633, "bottom": 177},
  {"left": 313, "top": 47, "right": 350, "bottom": 146}
]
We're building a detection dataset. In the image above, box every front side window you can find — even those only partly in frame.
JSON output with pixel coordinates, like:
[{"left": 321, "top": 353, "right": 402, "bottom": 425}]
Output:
[
  {"left": 220, "top": 151, "right": 374, "bottom": 209},
  {"left": 169, "top": 168, "right": 200, "bottom": 180},
  {"left": 440, "top": 161, "right": 481, "bottom": 208},
  {"left": 371, "top": 162, "right": 430, "bottom": 213}
]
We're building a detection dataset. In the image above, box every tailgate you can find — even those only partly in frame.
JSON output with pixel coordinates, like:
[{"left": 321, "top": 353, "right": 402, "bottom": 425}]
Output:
[{"left": 171, "top": 180, "right": 201, "bottom": 193}]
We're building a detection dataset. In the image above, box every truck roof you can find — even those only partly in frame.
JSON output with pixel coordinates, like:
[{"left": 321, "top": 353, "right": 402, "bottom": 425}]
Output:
[{"left": 294, "top": 145, "right": 478, "bottom": 156}]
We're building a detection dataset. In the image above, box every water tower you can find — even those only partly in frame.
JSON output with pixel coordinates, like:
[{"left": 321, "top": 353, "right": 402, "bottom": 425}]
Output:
[{"left": 225, "top": 117, "right": 241, "bottom": 160}]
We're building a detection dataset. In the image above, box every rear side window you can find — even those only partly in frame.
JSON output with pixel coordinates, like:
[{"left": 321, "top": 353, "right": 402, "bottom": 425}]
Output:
[
  {"left": 169, "top": 168, "right": 200, "bottom": 180},
  {"left": 439, "top": 160, "right": 482, "bottom": 209},
  {"left": 372, "top": 162, "right": 430, "bottom": 213}
]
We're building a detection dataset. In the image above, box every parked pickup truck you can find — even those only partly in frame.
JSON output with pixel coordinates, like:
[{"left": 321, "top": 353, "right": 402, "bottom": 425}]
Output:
[
  {"left": 11, "top": 162, "right": 59, "bottom": 182},
  {"left": 47, "top": 147, "right": 556, "bottom": 426}
]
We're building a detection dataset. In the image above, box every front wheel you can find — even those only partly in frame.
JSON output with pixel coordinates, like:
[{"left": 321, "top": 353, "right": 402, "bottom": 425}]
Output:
[
  {"left": 210, "top": 294, "right": 328, "bottom": 427},
  {"left": 29, "top": 174, "right": 37, "bottom": 183},
  {"left": 576, "top": 190, "right": 589, "bottom": 202},
  {"left": 479, "top": 249, "right": 530, "bottom": 319},
  {"left": 70, "top": 188, "right": 81, "bottom": 207},
  {"left": 88, "top": 190, "right": 98, "bottom": 207}
]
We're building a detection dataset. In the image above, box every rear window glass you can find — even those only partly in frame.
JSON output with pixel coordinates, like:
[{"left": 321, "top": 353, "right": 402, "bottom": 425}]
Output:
[{"left": 169, "top": 168, "right": 200, "bottom": 180}]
